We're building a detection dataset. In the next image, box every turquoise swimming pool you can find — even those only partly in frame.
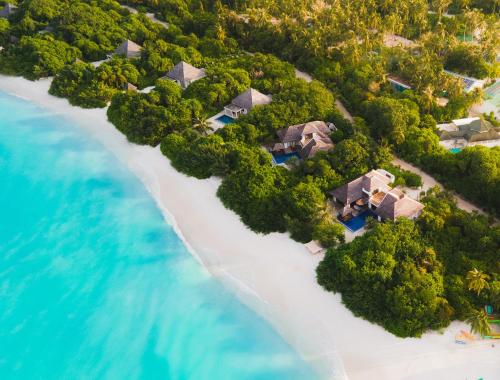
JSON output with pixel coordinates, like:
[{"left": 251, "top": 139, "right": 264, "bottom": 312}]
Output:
[
  {"left": 450, "top": 148, "right": 462, "bottom": 154},
  {"left": 339, "top": 210, "right": 377, "bottom": 232},
  {"left": 215, "top": 114, "right": 235, "bottom": 125},
  {"left": 272, "top": 152, "right": 301, "bottom": 164}
]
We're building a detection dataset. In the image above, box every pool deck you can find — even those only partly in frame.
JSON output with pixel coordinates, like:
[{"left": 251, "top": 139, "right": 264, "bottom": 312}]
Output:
[{"left": 207, "top": 111, "right": 227, "bottom": 132}]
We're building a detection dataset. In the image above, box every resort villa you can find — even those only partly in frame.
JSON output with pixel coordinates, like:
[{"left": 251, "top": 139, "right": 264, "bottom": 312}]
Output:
[
  {"left": 445, "top": 70, "right": 485, "bottom": 93},
  {"left": 163, "top": 61, "right": 206, "bottom": 90},
  {"left": 330, "top": 169, "right": 424, "bottom": 230},
  {"left": 223, "top": 88, "right": 272, "bottom": 119},
  {"left": 112, "top": 40, "right": 143, "bottom": 59},
  {"left": 270, "top": 121, "right": 335, "bottom": 160},
  {"left": 0, "top": 3, "right": 17, "bottom": 18},
  {"left": 387, "top": 75, "right": 412, "bottom": 92},
  {"left": 208, "top": 88, "right": 272, "bottom": 131},
  {"left": 437, "top": 117, "right": 500, "bottom": 150}
]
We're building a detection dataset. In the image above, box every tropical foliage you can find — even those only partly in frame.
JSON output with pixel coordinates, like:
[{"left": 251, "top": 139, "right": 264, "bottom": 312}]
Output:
[{"left": 1, "top": 0, "right": 498, "bottom": 339}]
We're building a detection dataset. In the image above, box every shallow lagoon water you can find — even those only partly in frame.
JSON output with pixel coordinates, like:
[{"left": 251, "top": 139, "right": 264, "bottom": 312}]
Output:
[{"left": 0, "top": 92, "right": 317, "bottom": 380}]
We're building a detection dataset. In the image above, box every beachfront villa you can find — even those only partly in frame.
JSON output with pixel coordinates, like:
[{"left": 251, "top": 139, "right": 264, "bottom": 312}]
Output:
[
  {"left": 112, "top": 40, "right": 143, "bottom": 59},
  {"left": 0, "top": 3, "right": 17, "bottom": 18},
  {"left": 223, "top": 88, "right": 272, "bottom": 119},
  {"left": 387, "top": 75, "right": 412, "bottom": 92},
  {"left": 437, "top": 117, "right": 500, "bottom": 143},
  {"left": 445, "top": 70, "right": 485, "bottom": 93},
  {"left": 271, "top": 121, "right": 335, "bottom": 160},
  {"left": 330, "top": 169, "right": 424, "bottom": 228},
  {"left": 208, "top": 88, "right": 272, "bottom": 131},
  {"left": 163, "top": 61, "right": 206, "bottom": 90}
]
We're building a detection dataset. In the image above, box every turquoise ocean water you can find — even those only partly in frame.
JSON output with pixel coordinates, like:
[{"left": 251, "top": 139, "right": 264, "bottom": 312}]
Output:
[{"left": 0, "top": 92, "right": 317, "bottom": 380}]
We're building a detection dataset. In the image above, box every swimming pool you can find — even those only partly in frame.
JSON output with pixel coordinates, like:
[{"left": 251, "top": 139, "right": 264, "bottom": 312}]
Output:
[
  {"left": 215, "top": 114, "right": 235, "bottom": 125},
  {"left": 339, "top": 210, "right": 377, "bottom": 232},
  {"left": 272, "top": 152, "right": 301, "bottom": 165},
  {"left": 450, "top": 148, "right": 462, "bottom": 154}
]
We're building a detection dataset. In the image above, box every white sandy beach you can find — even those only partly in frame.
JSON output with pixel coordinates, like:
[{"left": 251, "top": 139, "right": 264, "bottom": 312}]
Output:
[{"left": 1, "top": 75, "right": 499, "bottom": 380}]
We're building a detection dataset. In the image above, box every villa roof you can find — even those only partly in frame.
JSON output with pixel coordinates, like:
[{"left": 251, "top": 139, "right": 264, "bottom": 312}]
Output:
[
  {"left": 0, "top": 3, "right": 17, "bottom": 17},
  {"left": 124, "top": 82, "right": 137, "bottom": 91},
  {"left": 276, "top": 121, "right": 334, "bottom": 159},
  {"left": 330, "top": 170, "right": 393, "bottom": 205},
  {"left": 231, "top": 88, "right": 271, "bottom": 110},
  {"left": 374, "top": 188, "right": 424, "bottom": 221},
  {"left": 165, "top": 61, "right": 206, "bottom": 84},
  {"left": 300, "top": 138, "right": 334, "bottom": 159},
  {"left": 114, "top": 40, "right": 142, "bottom": 58},
  {"left": 437, "top": 117, "right": 499, "bottom": 142},
  {"left": 277, "top": 121, "right": 330, "bottom": 143},
  {"left": 387, "top": 75, "right": 412, "bottom": 89},
  {"left": 362, "top": 171, "right": 393, "bottom": 194}
]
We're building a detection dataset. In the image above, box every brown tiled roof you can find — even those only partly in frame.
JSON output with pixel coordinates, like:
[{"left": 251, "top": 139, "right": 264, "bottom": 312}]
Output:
[
  {"left": 165, "top": 61, "right": 206, "bottom": 85},
  {"left": 330, "top": 176, "right": 364, "bottom": 205},
  {"left": 361, "top": 171, "right": 392, "bottom": 194},
  {"left": 330, "top": 170, "right": 392, "bottom": 205},
  {"left": 114, "top": 40, "right": 142, "bottom": 58},
  {"left": 299, "top": 137, "right": 334, "bottom": 159},
  {"left": 276, "top": 121, "right": 334, "bottom": 159},
  {"left": 277, "top": 121, "right": 330, "bottom": 143},
  {"left": 375, "top": 188, "right": 424, "bottom": 221},
  {"left": 231, "top": 88, "right": 271, "bottom": 110}
]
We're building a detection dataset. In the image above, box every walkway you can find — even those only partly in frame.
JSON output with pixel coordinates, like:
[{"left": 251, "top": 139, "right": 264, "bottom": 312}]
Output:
[
  {"left": 335, "top": 100, "right": 354, "bottom": 122},
  {"left": 120, "top": 4, "right": 169, "bottom": 29},
  {"left": 294, "top": 67, "right": 488, "bottom": 217},
  {"left": 293, "top": 68, "right": 356, "bottom": 125},
  {"left": 392, "top": 157, "right": 485, "bottom": 215}
]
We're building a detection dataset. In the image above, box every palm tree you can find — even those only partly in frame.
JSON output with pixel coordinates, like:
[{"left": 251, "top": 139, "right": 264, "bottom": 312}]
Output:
[
  {"left": 467, "top": 268, "right": 490, "bottom": 296},
  {"left": 193, "top": 117, "right": 213, "bottom": 136},
  {"left": 466, "top": 309, "right": 491, "bottom": 337}
]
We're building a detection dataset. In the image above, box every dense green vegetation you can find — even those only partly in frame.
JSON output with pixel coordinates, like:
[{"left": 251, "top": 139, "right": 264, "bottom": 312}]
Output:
[
  {"left": 318, "top": 189, "right": 500, "bottom": 337},
  {"left": 1, "top": 0, "right": 498, "bottom": 338}
]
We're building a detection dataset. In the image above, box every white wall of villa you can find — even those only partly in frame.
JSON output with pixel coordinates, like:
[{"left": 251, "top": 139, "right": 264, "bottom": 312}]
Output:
[{"left": 224, "top": 105, "right": 246, "bottom": 118}]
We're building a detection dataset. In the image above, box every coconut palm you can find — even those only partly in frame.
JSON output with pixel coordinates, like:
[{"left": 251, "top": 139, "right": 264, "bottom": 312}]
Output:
[
  {"left": 192, "top": 117, "right": 213, "bottom": 136},
  {"left": 466, "top": 309, "right": 491, "bottom": 337},
  {"left": 467, "top": 268, "right": 490, "bottom": 296}
]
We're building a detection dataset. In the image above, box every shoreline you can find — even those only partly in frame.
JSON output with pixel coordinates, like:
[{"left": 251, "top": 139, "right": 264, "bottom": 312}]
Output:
[{"left": 1, "top": 75, "right": 499, "bottom": 380}]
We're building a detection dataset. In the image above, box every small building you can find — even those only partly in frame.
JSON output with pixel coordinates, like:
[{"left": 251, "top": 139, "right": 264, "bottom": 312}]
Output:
[
  {"left": 224, "top": 88, "right": 271, "bottom": 119},
  {"left": 123, "top": 82, "right": 138, "bottom": 92},
  {"left": 272, "top": 121, "right": 335, "bottom": 159},
  {"left": 112, "top": 40, "right": 142, "bottom": 59},
  {"left": 437, "top": 117, "right": 500, "bottom": 143},
  {"left": 330, "top": 169, "right": 424, "bottom": 222},
  {"left": 304, "top": 240, "right": 326, "bottom": 255},
  {"left": 387, "top": 75, "right": 412, "bottom": 92},
  {"left": 0, "top": 3, "right": 17, "bottom": 18},
  {"left": 444, "top": 70, "right": 485, "bottom": 93},
  {"left": 163, "top": 61, "right": 206, "bottom": 90}
]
